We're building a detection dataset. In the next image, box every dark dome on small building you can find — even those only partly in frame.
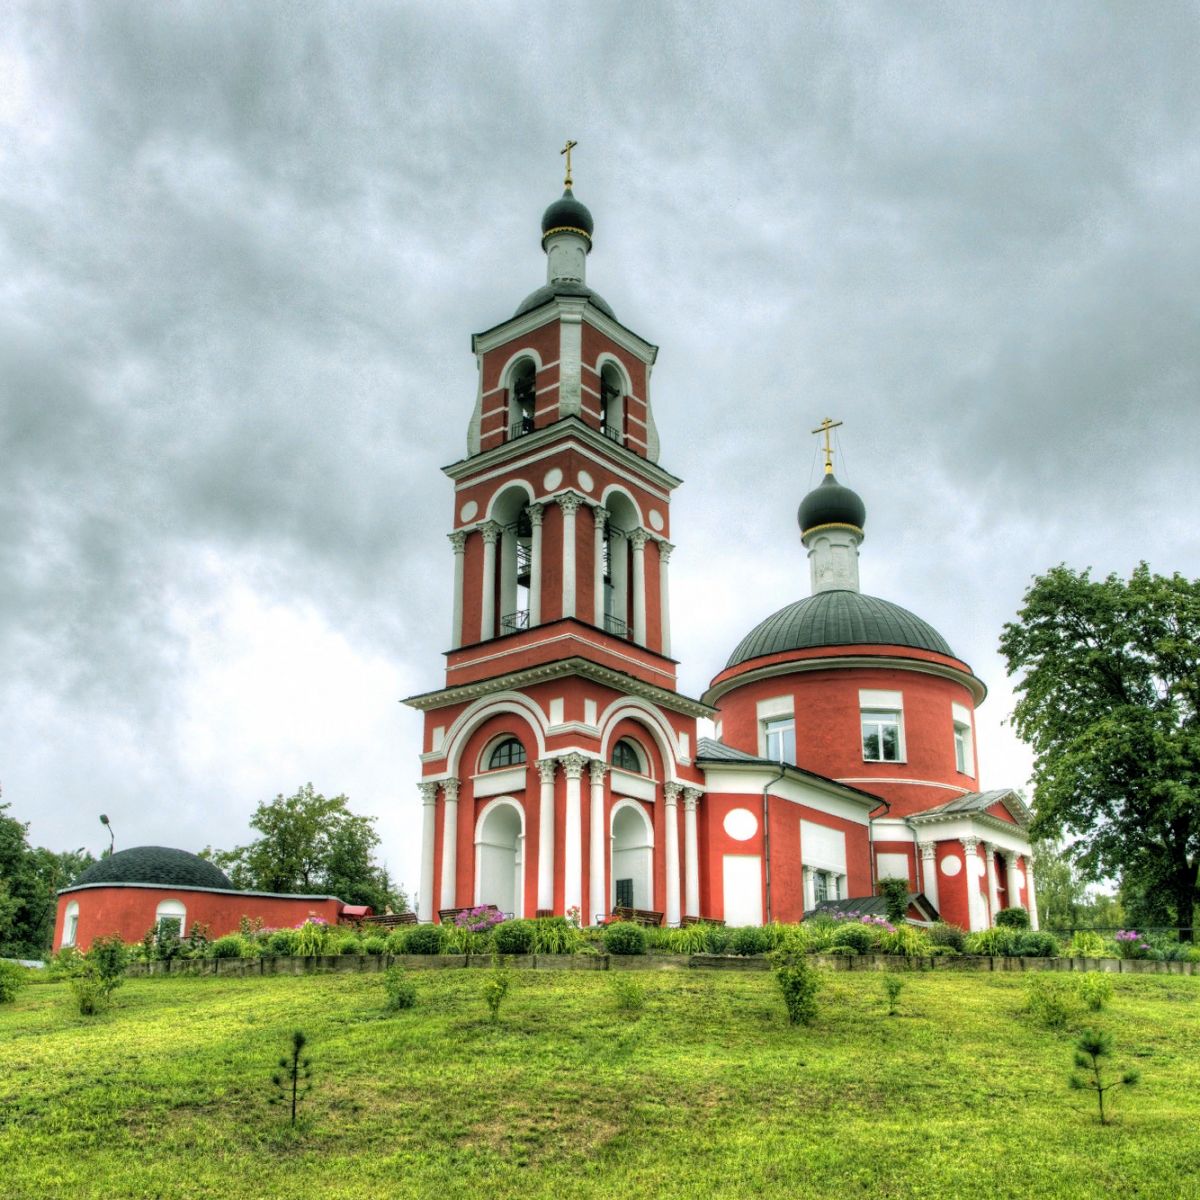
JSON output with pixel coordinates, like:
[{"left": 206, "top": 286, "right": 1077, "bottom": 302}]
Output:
[
  {"left": 798, "top": 473, "right": 866, "bottom": 535},
  {"left": 514, "top": 280, "right": 615, "bottom": 319},
  {"left": 725, "top": 590, "right": 956, "bottom": 669},
  {"left": 69, "top": 846, "right": 233, "bottom": 891},
  {"left": 541, "top": 188, "right": 594, "bottom": 244}
]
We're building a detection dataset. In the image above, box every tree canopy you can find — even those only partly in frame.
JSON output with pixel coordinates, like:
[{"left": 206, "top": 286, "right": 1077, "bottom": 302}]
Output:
[
  {"left": 999, "top": 564, "right": 1200, "bottom": 938},
  {"left": 210, "top": 784, "right": 406, "bottom": 913}
]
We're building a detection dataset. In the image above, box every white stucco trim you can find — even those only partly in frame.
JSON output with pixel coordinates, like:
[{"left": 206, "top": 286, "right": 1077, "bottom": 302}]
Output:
[
  {"left": 837, "top": 777, "right": 971, "bottom": 794},
  {"left": 597, "top": 696, "right": 685, "bottom": 783},
  {"left": 441, "top": 693, "right": 549, "bottom": 778},
  {"left": 701, "top": 763, "right": 873, "bottom": 824},
  {"left": 472, "top": 765, "right": 528, "bottom": 798},
  {"left": 484, "top": 478, "right": 538, "bottom": 522}
]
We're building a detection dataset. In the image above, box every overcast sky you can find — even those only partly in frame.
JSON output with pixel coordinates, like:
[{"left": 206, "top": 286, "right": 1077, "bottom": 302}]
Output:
[{"left": 2, "top": 3, "right": 1198, "bottom": 901}]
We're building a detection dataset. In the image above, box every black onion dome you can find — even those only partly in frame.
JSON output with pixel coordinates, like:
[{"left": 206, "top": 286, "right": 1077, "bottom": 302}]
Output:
[
  {"left": 725, "top": 590, "right": 955, "bottom": 669},
  {"left": 797, "top": 473, "right": 867, "bottom": 535},
  {"left": 514, "top": 280, "right": 615, "bottom": 319},
  {"left": 69, "top": 846, "right": 233, "bottom": 890},
  {"left": 541, "top": 188, "right": 594, "bottom": 244}
]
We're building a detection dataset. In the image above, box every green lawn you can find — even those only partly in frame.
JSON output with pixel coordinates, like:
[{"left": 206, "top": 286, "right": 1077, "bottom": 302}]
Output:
[{"left": 2, "top": 967, "right": 1199, "bottom": 1199}]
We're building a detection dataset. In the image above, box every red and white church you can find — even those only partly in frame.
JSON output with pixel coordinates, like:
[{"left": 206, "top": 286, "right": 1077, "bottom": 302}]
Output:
[{"left": 404, "top": 168, "right": 1036, "bottom": 932}]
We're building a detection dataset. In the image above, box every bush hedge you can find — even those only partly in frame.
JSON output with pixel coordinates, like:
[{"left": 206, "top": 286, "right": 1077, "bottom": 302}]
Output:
[{"left": 603, "top": 922, "right": 648, "bottom": 956}]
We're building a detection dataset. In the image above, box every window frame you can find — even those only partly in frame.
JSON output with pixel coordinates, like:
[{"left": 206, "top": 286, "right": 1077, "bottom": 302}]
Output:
[
  {"left": 155, "top": 898, "right": 187, "bottom": 939},
  {"left": 762, "top": 716, "right": 796, "bottom": 765},
  {"left": 63, "top": 901, "right": 80, "bottom": 947},
  {"left": 486, "top": 737, "right": 527, "bottom": 770},
  {"left": 861, "top": 708, "right": 903, "bottom": 762},
  {"left": 610, "top": 738, "right": 644, "bottom": 774}
]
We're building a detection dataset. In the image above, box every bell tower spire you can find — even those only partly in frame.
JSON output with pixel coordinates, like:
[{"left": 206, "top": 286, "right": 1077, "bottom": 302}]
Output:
[
  {"left": 542, "top": 141, "right": 592, "bottom": 287},
  {"left": 797, "top": 421, "right": 866, "bottom": 594}
]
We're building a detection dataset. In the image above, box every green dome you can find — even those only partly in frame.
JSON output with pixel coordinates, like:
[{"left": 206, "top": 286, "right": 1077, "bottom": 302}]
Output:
[
  {"left": 69, "top": 846, "right": 233, "bottom": 891},
  {"left": 725, "top": 590, "right": 955, "bottom": 669}
]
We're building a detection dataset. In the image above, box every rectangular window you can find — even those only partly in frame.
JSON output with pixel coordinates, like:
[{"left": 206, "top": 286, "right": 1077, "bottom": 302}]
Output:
[
  {"left": 813, "top": 871, "right": 829, "bottom": 903},
  {"left": 763, "top": 717, "right": 796, "bottom": 764},
  {"left": 615, "top": 878, "right": 634, "bottom": 909},
  {"left": 952, "top": 702, "right": 974, "bottom": 776},
  {"left": 861, "top": 709, "right": 902, "bottom": 761}
]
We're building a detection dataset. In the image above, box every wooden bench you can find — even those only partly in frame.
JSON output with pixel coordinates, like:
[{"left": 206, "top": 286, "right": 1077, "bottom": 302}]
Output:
[
  {"left": 439, "top": 904, "right": 503, "bottom": 926},
  {"left": 680, "top": 915, "right": 726, "bottom": 927},
  {"left": 611, "top": 906, "right": 665, "bottom": 927},
  {"left": 362, "top": 912, "right": 418, "bottom": 928}
]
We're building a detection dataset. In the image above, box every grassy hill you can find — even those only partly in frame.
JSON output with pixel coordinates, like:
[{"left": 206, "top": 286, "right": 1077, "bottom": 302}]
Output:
[{"left": 2, "top": 967, "right": 1199, "bottom": 1199}]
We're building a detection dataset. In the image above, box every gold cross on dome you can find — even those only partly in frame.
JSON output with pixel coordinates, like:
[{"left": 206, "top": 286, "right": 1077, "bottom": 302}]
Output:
[
  {"left": 560, "top": 139, "right": 578, "bottom": 188},
  {"left": 811, "top": 417, "right": 843, "bottom": 475}
]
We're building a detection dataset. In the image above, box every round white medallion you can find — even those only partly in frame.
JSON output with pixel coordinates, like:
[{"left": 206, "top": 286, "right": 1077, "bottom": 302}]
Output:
[
  {"left": 576, "top": 469, "right": 594, "bottom": 493},
  {"left": 648, "top": 508, "right": 665, "bottom": 532},
  {"left": 459, "top": 500, "right": 478, "bottom": 523},
  {"left": 939, "top": 854, "right": 962, "bottom": 877},
  {"left": 543, "top": 467, "right": 563, "bottom": 490},
  {"left": 723, "top": 808, "right": 758, "bottom": 841}
]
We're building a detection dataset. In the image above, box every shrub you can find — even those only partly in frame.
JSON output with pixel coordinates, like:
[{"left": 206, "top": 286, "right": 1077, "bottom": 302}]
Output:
[
  {"left": 702, "top": 924, "right": 734, "bottom": 955},
  {"left": 1078, "top": 972, "right": 1113, "bottom": 1013},
  {"left": 335, "top": 935, "right": 363, "bottom": 956},
  {"left": 454, "top": 905, "right": 506, "bottom": 934},
  {"left": 830, "top": 923, "right": 874, "bottom": 954},
  {"left": 532, "top": 917, "right": 585, "bottom": 955},
  {"left": 796, "top": 918, "right": 839, "bottom": 953},
  {"left": 1066, "top": 930, "right": 1117, "bottom": 959},
  {"left": 730, "top": 926, "right": 770, "bottom": 956},
  {"left": 882, "top": 974, "right": 904, "bottom": 1015},
  {"left": 86, "top": 935, "right": 130, "bottom": 988},
  {"left": 444, "top": 924, "right": 492, "bottom": 955},
  {"left": 406, "top": 924, "right": 448, "bottom": 955},
  {"left": 610, "top": 973, "right": 647, "bottom": 1014},
  {"left": 363, "top": 936, "right": 388, "bottom": 956},
  {"left": 1115, "top": 929, "right": 1153, "bottom": 960},
  {"left": 265, "top": 929, "right": 298, "bottom": 957},
  {"left": 1024, "top": 974, "right": 1079, "bottom": 1030},
  {"left": 383, "top": 965, "right": 417, "bottom": 1011},
  {"left": 773, "top": 953, "right": 820, "bottom": 1025},
  {"left": 603, "top": 922, "right": 648, "bottom": 956},
  {"left": 384, "top": 929, "right": 410, "bottom": 956},
  {"left": 928, "top": 922, "right": 967, "bottom": 953},
  {"left": 0, "top": 960, "right": 27, "bottom": 1004},
  {"left": 293, "top": 918, "right": 332, "bottom": 957},
  {"left": 482, "top": 957, "right": 511, "bottom": 1021},
  {"left": 69, "top": 972, "right": 113, "bottom": 1016},
  {"left": 877, "top": 925, "right": 932, "bottom": 957},
  {"left": 270, "top": 1030, "right": 312, "bottom": 1125},
  {"left": 47, "top": 947, "right": 87, "bottom": 979},
  {"left": 210, "top": 935, "right": 249, "bottom": 959},
  {"left": 964, "top": 927, "right": 1019, "bottom": 957},
  {"left": 1070, "top": 1029, "right": 1139, "bottom": 1125},
  {"left": 995, "top": 906, "right": 1031, "bottom": 929},
  {"left": 493, "top": 919, "right": 534, "bottom": 956},
  {"left": 185, "top": 922, "right": 211, "bottom": 957},
  {"left": 151, "top": 918, "right": 183, "bottom": 960},
  {"left": 1015, "top": 931, "right": 1062, "bottom": 958},
  {"left": 878, "top": 877, "right": 910, "bottom": 925}
]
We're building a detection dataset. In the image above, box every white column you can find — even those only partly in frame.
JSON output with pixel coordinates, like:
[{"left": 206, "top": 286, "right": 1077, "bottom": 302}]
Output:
[
  {"left": 479, "top": 521, "right": 501, "bottom": 640},
  {"left": 960, "top": 837, "right": 983, "bottom": 932},
  {"left": 439, "top": 778, "right": 460, "bottom": 912},
  {"left": 536, "top": 759, "right": 557, "bottom": 913},
  {"left": 528, "top": 503, "right": 543, "bottom": 627},
  {"left": 558, "top": 493, "right": 583, "bottom": 619},
  {"left": 610, "top": 528, "right": 628, "bottom": 628},
  {"left": 1025, "top": 854, "right": 1040, "bottom": 930},
  {"left": 592, "top": 506, "right": 608, "bottom": 628},
  {"left": 802, "top": 866, "right": 816, "bottom": 912},
  {"left": 683, "top": 788, "right": 701, "bottom": 919},
  {"left": 919, "top": 841, "right": 940, "bottom": 915},
  {"left": 448, "top": 531, "right": 467, "bottom": 649},
  {"left": 1004, "top": 850, "right": 1022, "bottom": 920},
  {"left": 984, "top": 842, "right": 1001, "bottom": 925},
  {"left": 418, "top": 781, "right": 438, "bottom": 922},
  {"left": 560, "top": 753, "right": 586, "bottom": 919},
  {"left": 658, "top": 541, "right": 673, "bottom": 657},
  {"left": 629, "top": 528, "right": 648, "bottom": 645},
  {"left": 589, "top": 759, "right": 608, "bottom": 925},
  {"left": 663, "top": 783, "right": 682, "bottom": 926}
]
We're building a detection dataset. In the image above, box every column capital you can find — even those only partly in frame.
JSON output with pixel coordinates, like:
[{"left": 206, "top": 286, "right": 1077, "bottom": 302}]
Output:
[
  {"left": 959, "top": 835, "right": 979, "bottom": 853},
  {"left": 608, "top": 525, "right": 626, "bottom": 543},
  {"left": 1001, "top": 848, "right": 1019, "bottom": 866},
  {"left": 628, "top": 527, "right": 650, "bottom": 550},
  {"left": 556, "top": 491, "right": 585, "bottom": 516},
  {"left": 592, "top": 505, "right": 609, "bottom": 528},
  {"left": 479, "top": 520, "right": 502, "bottom": 545},
  {"left": 983, "top": 840, "right": 999, "bottom": 853},
  {"left": 442, "top": 778, "right": 460, "bottom": 802},
  {"left": 683, "top": 787, "right": 702, "bottom": 810},
  {"left": 657, "top": 540, "right": 674, "bottom": 563},
  {"left": 663, "top": 781, "right": 683, "bottom": 805},
  {"left": 527, "top": 502, "right": 544, "bottom": 527},
  {"left": 418, "top": 781, "right": 438, "bottom": 805},
  {"left": 448, "top": 530, "right": 468, "bottom": 553},
  {"left": 589, "top": 758, "right": 608, "bottom": 785},
  {"left": 559, "top": 751, "right": 588, "bottom": 779},
  {"left": 536, "top": 758, "right": 558, "bottom": 784},
  {"left": 918, "top": 840, "right": 937, "bottom": 858}
]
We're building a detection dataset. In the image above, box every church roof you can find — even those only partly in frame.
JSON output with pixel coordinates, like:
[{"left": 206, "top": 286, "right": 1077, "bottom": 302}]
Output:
[
  {"left": 514, "top": 280, "right": 616, "bottom": 319},
  {"left": 725, "top": 589, "right": 956, "bottom": 669},
  {"left": 68, "top": 846, "right": 234, "bottom": 891},
  {"left": 909, "top": 789, "right": 1032, "bottom": 826}
]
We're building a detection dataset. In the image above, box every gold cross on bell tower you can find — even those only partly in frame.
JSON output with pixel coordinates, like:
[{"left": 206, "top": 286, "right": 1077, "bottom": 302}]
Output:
[
  {"left": 812, "top": 417, "right": 843, "bottom": 475},
  {"left": 560, "top": 139, "right": 578, "bottom": 188}
]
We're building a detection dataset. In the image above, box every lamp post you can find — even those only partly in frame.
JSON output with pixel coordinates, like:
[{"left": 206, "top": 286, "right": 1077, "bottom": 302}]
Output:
[{"left": 99, "top": 813, "right": 114, "bottom": 856}]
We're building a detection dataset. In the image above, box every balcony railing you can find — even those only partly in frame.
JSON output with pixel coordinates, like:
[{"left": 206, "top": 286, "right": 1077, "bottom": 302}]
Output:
[
  {"left": 601, "top": 423, "right": 623, "bottom": 444},
  {"left": 501, "top": 609, "right": 531, "bottom": 634},
  {"left": 509, "top": 416, "right": 534, "bottom": 440},
  {"left": 603, "top": 613, "right": 629, "bottom": 638}
]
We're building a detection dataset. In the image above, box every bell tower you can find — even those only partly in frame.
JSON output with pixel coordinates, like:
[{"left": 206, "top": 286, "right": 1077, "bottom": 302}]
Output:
[{"left": 405, "top": 151, "right": 711, "bottom": 926}]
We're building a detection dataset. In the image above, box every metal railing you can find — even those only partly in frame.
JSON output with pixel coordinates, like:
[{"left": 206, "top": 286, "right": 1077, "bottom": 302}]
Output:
[
  {"left": 508, "top": 416, "right": 534, "bottom": 440},
  {"left": 501, "top": 609, "right": 530, "bottom": 634},
  {"left": 601, "top": 423, "right": 623, "bottom": 444},
  {"left": 603, "top": 613, "right": 628, "bottom": 638}
]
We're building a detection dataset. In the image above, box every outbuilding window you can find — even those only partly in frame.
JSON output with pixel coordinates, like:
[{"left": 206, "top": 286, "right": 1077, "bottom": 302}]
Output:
[
  {"left": 63, "top": 901, "right": 80, "bottom": 947},
  {"left": 155, "top": 899, "right": 187, "bottom": 938}
]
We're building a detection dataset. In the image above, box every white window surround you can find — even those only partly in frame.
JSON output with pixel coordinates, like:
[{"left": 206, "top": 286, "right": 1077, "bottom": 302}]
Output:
[
  {"left": 859, "top": 689, "right": 905, "bottom": 763},
  {"left": 155, "top": 898, "right": 186, "bottom": 937},
  {"left": 762, "top": 717, "right": 796, "bottom": 764},
  {"left": 952, "top": 702, "right": 975, "bottom": 776},
  {"left": 63, "top": 901, "right": 80, "bottom": 947}
]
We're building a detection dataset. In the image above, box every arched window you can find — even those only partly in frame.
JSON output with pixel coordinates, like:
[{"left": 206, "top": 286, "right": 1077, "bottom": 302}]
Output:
[
  {"left": 63, "top": 901, "right": 80, "bottom": 947},
  {"left": 611, "top": 738, "right": 643, "bottom": 773},
  {"left": 509, "top": 359, "right": 537, "bottom": 440},
  {"left": 488, "top": 738, "right": 527, "bottom": 769},
  {"left": 599, "top": 362, "right": 624, "bottom": 443},
  {"left": 155, "top": 898, "right": 187, "bottom": 939}
]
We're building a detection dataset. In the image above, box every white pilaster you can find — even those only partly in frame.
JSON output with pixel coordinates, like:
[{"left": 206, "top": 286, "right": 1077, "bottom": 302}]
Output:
[
  {"left": 528, "top": 503, "right": 544, "bottom": 627},
  {"left": 1025, "top": 854, "right": 1040, "bottom": 930},
  {"left": 592, "top": 506, "right": 608, "bottom": 628},
  {"left": 918, "top": 841, "right": 939, "bottom": 914},
  {"left": 439, "top": 778, "right": 460, "bottom": 912},
  {"left": 479, "top": 521, "right": 501, "bottom": 640},
  {"left": 658, "top": 541, "right": 673, "bottom": 657},
  {"left": 663, "top": 782, "right": 682, "bottom": 927},
  {"left": 802, "top": 865, "right": 815, "bottom": 912},
  {"left": 560, "top": 752, "right": 587, "bottom": 919},
  {"left": 629, "top": 528, "right": 648, "bottom": 645},
  {"left": 960, "top": 837, "right": 983, "bottom": 931},
  {"left": 418, "top": 781, "right": 438, "bottom": 922},
  {"left": 558, "top": 308, "right": 583, "bottom": 417},
  {"left": 558, "top": 493, "right": 583, "bottom": 620},
  {"left": 536, "top": 759, "right": 557, "bottom": 913},
  {"left": 683, "top": 788, "right": 701, "bottom": 919},
  {"left": 984, "top": 842, "right": 1001, "bottom": 926},
  {"left": 589, "top": 759, "right": 608, "bottom": 925},
  {"left": 448, "top": 531, "right": 467, "bottom": 650}
]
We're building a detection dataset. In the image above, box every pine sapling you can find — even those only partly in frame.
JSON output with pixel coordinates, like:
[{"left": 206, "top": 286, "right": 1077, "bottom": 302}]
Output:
[
  {"left": 1069, "top": 1029, "right": 1139, "bottom": 1125},
  {"left": 271, "top": 1030, "right": 312, "bottom": 1125},
  {"left": 882, "top": 973, "right": 904, "bottom": 1016}
]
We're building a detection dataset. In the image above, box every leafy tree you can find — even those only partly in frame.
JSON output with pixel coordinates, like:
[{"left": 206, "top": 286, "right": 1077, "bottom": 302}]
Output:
[
  {"left": 210, "top": 784, "right": 406, "bottom": 912},
  {"left": 1000, "top": 565, "right": 1200, "bottom": 940}
]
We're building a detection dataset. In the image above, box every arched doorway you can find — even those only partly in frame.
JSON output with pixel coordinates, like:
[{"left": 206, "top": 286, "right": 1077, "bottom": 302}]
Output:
[
  {"left": 474, "top": 799, "right": 525, "bottom": 917},
  {"left": 611, "top": 801, "right": 654, "bottom": 911}
]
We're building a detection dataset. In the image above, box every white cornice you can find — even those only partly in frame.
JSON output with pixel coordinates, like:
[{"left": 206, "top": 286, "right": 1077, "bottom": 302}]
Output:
[
  {"left": 837, "top": 777, "right": 971, "bottom": 795},
  {"left": 699, "top": 759, "right": 880, "bottom": 818},
  {"left": 471, "top": 297, "right": 658, "bottom": 364},
  {"left": 448, "top": 628, "right": 678, "bottom": 684}
]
